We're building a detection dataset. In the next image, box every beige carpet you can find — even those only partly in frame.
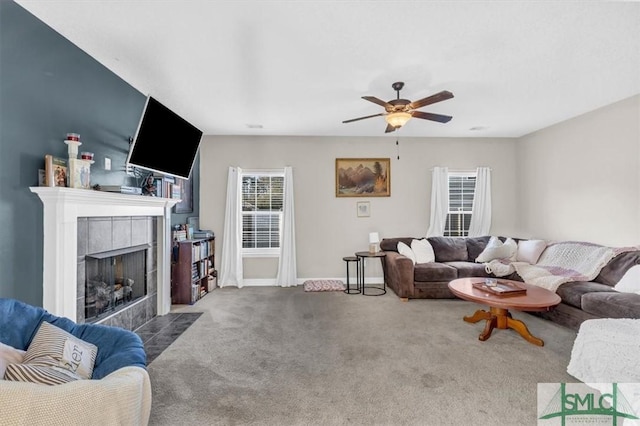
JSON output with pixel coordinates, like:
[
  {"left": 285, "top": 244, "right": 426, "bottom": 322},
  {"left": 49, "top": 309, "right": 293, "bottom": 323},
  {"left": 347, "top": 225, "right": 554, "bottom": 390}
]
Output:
[{"left": 147, "top": 286, "right": 577, "bottom": 425}]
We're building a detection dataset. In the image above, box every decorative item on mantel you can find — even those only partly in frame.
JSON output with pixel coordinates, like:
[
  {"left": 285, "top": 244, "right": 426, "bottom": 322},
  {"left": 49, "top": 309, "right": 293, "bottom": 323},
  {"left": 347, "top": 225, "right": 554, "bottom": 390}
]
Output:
[{"left": 64, "top": 133, "right": 94, "bottom": 189}]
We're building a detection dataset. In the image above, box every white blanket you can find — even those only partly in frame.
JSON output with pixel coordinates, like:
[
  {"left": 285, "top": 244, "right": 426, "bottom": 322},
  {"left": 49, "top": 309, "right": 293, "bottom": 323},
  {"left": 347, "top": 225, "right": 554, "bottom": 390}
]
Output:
[
  {"left": 0, "top": 366, "right": 151, "bottom": 426},
  {"left": 485, "top": 241, "right": 637, "bottom": 293}
]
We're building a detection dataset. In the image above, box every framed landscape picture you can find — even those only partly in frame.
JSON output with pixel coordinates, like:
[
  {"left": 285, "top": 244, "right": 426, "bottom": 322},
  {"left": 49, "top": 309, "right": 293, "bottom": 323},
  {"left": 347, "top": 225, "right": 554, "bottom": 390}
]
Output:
[{"left": 335, "top": 158, "right": 390, "bottom": 197}]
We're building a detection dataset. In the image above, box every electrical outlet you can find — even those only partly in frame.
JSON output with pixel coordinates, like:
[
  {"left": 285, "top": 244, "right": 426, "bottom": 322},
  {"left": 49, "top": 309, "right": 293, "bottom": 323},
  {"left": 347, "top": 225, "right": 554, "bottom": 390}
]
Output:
[{"left": 104, "top": 157, "right": 111, "bottom": 170}]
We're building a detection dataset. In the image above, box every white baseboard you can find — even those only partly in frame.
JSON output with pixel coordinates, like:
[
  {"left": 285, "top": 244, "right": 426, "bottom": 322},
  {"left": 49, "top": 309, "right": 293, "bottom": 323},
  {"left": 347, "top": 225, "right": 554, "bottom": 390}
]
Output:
[{"left": 240, "top": 276, "right": 385, "bottom": 286}]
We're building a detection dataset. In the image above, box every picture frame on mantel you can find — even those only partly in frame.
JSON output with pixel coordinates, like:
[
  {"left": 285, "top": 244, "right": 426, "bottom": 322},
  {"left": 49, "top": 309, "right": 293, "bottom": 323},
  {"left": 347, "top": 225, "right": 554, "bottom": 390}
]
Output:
[
  {"left": 335, "top": 158, "right": 390, "bottom": 197},
  {"left": 173, "top": 177, "right": 193, "bottom": 214}
]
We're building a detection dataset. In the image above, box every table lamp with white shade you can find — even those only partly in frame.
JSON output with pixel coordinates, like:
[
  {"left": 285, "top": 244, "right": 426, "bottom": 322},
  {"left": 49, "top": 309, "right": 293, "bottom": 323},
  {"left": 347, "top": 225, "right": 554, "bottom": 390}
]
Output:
[{"left": 369, "top": 232, "right": 380, "bottom": 253}]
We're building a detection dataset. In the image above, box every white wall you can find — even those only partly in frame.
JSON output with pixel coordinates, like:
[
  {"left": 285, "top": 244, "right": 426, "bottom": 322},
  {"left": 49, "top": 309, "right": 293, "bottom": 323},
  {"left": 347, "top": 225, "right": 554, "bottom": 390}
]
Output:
[
  {"left": 199, "top": 136, "right": 518, "bottom": 282},
  {"left": 517, "top": 95, "right": 640, "bottom": 246}
]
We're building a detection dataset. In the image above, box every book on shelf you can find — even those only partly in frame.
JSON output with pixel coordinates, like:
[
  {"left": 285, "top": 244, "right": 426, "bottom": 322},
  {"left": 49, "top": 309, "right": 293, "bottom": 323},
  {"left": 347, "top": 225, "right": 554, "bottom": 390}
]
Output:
[
  {"left": 171, "top": 183, "right": 181, "bottom": 199},
  {"left": 472, "top": 280, "right": 527, "bottom": 296},
  {"left": 151, "top": 174, "right": 176, "bottom": 198},
  {"left": 44, "top": 155, "right": 68, "bottom": 187},
  {"left": 172, "top": 229, "right": 187, "bottom": 241}
]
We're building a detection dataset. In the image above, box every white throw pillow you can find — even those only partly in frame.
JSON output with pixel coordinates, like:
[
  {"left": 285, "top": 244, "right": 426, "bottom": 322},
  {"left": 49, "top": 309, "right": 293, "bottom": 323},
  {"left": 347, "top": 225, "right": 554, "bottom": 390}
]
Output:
[
  {"left": 476, "top": 236, "right": 516, "bottom": 263},
  {"left": 0, "top": 341, "right": 26, "bottom": 379},
  {"left": 614, "top": 265, "right": 640, "bottom": 294},
  {"left": 503, "top": 238, "right": 518, "bottom": 261},
  {"left": 397, "top": 241, "right": 416, "bottom": 265},
  {"left": 411, "top": 239, "right": 435, "bottom": 264},
  {"left": 516, "top": 240, "right": 547, "bottom": 264}
]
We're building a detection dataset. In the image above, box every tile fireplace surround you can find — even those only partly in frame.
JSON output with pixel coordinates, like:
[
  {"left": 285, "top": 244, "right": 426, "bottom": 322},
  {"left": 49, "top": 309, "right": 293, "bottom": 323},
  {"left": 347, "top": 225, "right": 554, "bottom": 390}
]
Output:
[{"left": 31, "top": 187, "right": 179, "bottom": 329}]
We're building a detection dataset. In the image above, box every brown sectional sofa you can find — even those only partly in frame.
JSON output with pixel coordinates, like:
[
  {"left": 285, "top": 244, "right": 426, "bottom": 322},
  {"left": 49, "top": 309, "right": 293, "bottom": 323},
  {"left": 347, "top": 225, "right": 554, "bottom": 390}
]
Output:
[{"left": 380, "top": 236, "right": 640, "bottom": 330}]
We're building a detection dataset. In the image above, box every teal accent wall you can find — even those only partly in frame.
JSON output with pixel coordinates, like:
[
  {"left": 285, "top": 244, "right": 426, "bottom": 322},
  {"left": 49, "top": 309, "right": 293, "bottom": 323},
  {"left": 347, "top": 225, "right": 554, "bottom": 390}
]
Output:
[{"left": 0, "top": 2, "right": 200, "bottom": 307}]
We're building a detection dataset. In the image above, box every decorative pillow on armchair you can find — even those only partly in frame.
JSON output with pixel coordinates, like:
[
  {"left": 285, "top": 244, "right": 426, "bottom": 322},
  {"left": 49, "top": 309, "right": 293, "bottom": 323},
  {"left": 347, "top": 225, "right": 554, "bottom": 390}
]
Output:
[{"left": 4, "top": 321, "right": 98, "bottom": 385}]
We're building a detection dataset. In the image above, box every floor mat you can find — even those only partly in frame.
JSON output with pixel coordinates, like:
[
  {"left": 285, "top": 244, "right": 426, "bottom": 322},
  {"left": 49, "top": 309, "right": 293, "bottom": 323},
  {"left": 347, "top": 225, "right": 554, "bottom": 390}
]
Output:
[{"left": 303, "top": 279, "right": 346, "bottom": 292}]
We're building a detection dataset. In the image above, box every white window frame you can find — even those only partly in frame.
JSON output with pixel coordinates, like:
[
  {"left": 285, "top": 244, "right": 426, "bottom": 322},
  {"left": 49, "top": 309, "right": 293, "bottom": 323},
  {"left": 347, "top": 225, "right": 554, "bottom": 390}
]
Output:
[
  {"left": 241, "top": 169, "right": 284, "bottom": 258},
  {"left": 444, "top": 171, "right": 476, "bottom": 237}
]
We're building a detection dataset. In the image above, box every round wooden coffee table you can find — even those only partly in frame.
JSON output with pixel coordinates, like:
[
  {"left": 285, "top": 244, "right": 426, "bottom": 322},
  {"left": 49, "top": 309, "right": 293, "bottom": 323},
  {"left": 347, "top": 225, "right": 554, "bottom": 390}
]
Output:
[{"left": 448, "top": 277, "right": 561, "bottom": 346}]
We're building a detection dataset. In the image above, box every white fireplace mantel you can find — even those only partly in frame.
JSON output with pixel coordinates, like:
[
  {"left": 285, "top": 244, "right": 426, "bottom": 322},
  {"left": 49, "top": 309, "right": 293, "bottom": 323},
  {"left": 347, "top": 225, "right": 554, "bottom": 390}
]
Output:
[{"left": 30, "top": 187, "right": 179, "bottom": 321}]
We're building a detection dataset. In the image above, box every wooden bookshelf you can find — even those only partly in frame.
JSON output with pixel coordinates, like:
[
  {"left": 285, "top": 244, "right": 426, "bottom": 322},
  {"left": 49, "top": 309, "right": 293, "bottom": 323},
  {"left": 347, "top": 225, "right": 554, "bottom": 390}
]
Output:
[{"left": 171, "top": 237, "right": 216, "bottom": 304}]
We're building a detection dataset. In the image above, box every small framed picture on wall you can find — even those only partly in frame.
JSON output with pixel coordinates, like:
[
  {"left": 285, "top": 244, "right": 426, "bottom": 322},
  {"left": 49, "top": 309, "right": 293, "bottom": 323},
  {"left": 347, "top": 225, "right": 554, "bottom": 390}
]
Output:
[{"left": 357, "top": 201, "right": 370, "bottom": 217}]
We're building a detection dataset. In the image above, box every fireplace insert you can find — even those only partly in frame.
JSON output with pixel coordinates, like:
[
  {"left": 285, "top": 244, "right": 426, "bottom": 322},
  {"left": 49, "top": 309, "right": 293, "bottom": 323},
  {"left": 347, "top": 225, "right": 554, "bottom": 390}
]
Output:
[{"left": 85, "top": 244, "right": 149, "bottom": 322}]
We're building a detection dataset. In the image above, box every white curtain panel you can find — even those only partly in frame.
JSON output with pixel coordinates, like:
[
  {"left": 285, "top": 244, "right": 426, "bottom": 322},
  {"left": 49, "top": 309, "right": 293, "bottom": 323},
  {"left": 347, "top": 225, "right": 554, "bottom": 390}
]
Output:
[
  {"left": 467, "top": 167, "right": 492, "bottom": 237},
  {"left": 275, "top": 166, "right": 298, "bottom": 287},
  {"left": 426, "top": 166, "right": 449, "bottom": 237},
  {"left": 219, "top": 166, "right": 244, "bottom": 288}
]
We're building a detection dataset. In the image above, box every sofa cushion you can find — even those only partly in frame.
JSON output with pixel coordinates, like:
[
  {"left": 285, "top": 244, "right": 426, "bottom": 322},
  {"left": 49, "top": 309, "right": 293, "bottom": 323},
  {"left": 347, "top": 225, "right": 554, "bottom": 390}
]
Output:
[
  {"left": 380, "top": 237, "right": 414, "bottom": 253},
  {"left": 444, "top": 261, "right": 491, "bottom": 278},
  {"left": 414, "top": 263, "right": 457, "bottom": 282},
  {"left": 581, "top": 292, "right": 640, "bottom": 319},
  {"left": 556, "top": 281, "right": 618, "bottom": 309},
  {"left": 411, "top": 239, "right": 435, "bottom": 263},
  {"left": 465, "top": 236, "right": 491, "bottom": 262},
  {"left": 594, "top": 250, "right": 640, "bottom": 286},
  {"left": 428, "top": 237, "right": 468, "bottom": 262}
]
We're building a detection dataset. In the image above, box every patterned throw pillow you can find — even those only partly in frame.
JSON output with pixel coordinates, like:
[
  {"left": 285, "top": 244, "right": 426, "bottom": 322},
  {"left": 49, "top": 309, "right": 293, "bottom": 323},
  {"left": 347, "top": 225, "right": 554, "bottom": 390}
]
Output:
[{"left": 4, "top": 321, "right": 98, "bottom": 385}]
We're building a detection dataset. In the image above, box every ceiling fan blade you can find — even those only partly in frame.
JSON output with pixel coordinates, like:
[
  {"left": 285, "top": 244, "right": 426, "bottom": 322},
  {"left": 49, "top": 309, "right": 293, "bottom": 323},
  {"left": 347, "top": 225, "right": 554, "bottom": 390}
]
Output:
[
  {"left": 362, "top": 96, "right": 391, "bottom": 108},
  {"left": 409, "top": 90, "right": 454, "bottom": 110},
  {"left": 342, "top": 113, "right": 385, "bottom": 124},
  {"left": 385, "top": 124, "right": 397, "bottom": 133},
  {"left": 411, "top": 110, "right": 453, "bottom": 123}
]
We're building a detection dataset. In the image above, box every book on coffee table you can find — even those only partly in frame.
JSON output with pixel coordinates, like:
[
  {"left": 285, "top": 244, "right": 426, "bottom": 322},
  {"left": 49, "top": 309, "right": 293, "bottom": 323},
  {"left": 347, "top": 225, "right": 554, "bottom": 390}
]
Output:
[{"left": 472, "top": 280, "right": 527, "bottom": 296}]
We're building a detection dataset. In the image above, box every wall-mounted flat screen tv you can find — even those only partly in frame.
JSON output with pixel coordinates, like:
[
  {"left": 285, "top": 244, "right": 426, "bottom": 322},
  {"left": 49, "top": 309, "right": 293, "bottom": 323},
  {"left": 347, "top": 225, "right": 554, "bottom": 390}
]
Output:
[{"left": 126, "top": 96, "right": 203, "bottom": 180}]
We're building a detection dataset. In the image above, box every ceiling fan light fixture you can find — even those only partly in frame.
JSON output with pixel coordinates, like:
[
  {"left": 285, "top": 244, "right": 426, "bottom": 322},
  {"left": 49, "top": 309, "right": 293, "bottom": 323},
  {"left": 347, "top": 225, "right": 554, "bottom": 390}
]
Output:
[{"left": 385, "top": 111, "right": 412, "bottom": 128}]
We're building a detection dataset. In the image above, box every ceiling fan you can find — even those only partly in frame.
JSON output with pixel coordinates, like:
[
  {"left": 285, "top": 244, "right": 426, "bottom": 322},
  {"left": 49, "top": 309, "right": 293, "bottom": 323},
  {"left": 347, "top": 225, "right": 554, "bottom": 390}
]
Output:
[{"left": 343, "top": 82, "right": 454, "bottom": 133}]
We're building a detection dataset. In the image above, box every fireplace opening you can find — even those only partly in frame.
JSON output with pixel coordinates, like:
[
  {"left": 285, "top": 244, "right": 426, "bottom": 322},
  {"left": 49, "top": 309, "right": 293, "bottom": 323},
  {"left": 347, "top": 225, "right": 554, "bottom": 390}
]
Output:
[{"left": 85, "top": 244, "right": 149, "bottom": 323}]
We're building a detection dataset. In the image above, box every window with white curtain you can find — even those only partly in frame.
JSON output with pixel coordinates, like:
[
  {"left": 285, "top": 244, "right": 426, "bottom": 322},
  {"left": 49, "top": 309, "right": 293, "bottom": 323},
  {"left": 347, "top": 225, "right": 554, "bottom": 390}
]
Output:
[
  {"left": 241, "top": 170, "right": 284, "bottom": 256},
  {"left": 444, "top": 172, "right": 476, "bottom": 237}
]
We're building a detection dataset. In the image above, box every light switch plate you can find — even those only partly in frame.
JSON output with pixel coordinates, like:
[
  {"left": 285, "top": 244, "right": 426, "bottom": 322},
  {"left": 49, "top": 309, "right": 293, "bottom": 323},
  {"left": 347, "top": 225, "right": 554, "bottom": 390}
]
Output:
[{"left": 104, "top": 157, "right": 111, "bottom": 170}]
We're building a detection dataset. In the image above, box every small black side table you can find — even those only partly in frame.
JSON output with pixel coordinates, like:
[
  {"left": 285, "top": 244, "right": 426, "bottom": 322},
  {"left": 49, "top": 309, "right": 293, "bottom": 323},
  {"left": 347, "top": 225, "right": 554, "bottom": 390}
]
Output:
[
  {"left": 355, "top": 251, "right": 387, "bottom": 296},
  {"left": 342, "top": 256, "right": 361, "bottom": 294}
]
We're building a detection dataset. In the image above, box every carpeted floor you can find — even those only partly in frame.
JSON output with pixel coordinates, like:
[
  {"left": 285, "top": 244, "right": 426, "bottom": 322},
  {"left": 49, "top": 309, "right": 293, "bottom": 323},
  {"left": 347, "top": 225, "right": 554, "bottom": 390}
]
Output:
[{"left": 147, "top": 286, "right": 577, "bottom": 426}]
